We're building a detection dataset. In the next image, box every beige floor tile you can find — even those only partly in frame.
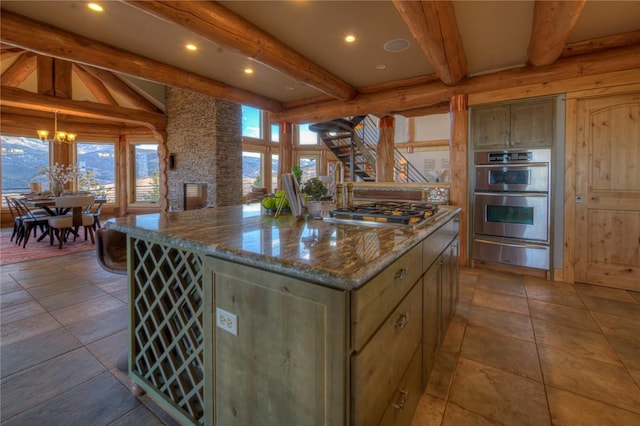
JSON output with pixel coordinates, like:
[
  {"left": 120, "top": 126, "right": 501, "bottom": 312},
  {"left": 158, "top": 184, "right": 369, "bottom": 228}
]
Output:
[
  {"left": 528, "top": 298, "right": 600, "bottom": 332},
  {"left": 0, "top": 283, "right": 25, "bottom": 300},
  {"left": 0, "top": 312, "right": 61, "bottom": 347},
  {"left": 592, "top": 311, "right": 640, "bottom": 342},
  {"left": 37, "top": 286, "right": 109, "bottom": 311},
  {"left": 26, "top": 279, "right": 93, "bottom": 299},
  {"left": 525, "top": 283, "right": 585, "bottom": 309},
  {"left": 50, "top": 294, "right": 125, "bottom": 326},
  {"left": 410, "top": 394, "right": 446, "bottom": 426},
  {"left": 467, "top": 305, "right": 534, "bottom": 342},
  {"left": 547, "top": 385, "right": 640, "bottom": 425},
  {"left": 607, "top": 335, "right": 640, "bottom": 372},
  {"left": 538, "top": 344, "right": 640, "bottom": 414},
  {"left": 471, "top": 288, "right": 529, "bottom": 315},
  {"left": 0, "top": 290, "right": 28, "bottom": 309},
  {"left": 574, "top": 282, "right": 638, "bottom": 303},
  {"left": 449, "top": 357, "right": 550, "bottom": 426},
  {"left": 0, "top": 300, "right": 46, "bottom": 325},
  {"left": 476, "top": 274, "right": 526, "bottom": 298},
  {"left": 439, "top": 315, "right": 467, "bottom": 355},
  {"left": 461, "top": 324, "right": 542, "bottom": 381},
  {"left": 532, "top": 318, "right": 622, "bottom": 367},
  {"left": 0, "top": 280, "right": 23, "bottom": 296},
  {"left": 425, "top": 351, "right": 458, "bottom": 400},
  {"left": 442, "top": 403, "right": 502, "bottom": 426},
  {"left": 523, "top": 275, "right": 577, "bottom": 293},
  {"left": 0, "top": 348, "right": 105, "bottom": 421},
  {"left": 580, "top": 294, "right": 640, "bottom": 318}
]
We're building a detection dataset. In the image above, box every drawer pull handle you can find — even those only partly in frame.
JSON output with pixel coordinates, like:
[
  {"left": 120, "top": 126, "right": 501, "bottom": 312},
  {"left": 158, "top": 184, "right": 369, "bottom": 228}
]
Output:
[
  {"left": 392, "top": 389, "right": 409, "bottom": 411},
  {"left": 394, "top": 313, "right": 409, "bottom": 329},
  {"left": 394, "top": 268, "right": 408, "bottom": 281}
]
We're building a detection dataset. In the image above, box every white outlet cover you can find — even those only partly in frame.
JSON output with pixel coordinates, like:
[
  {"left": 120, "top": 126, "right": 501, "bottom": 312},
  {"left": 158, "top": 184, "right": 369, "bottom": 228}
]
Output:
[{"left": 216, "top": 307, "right": 238, "bottom": 336}]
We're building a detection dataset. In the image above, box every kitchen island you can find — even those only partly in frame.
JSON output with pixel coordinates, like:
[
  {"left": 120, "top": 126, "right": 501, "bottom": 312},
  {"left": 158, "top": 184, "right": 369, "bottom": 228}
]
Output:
[{"left": 106, "top": 203, "right": 460, "bottom": 426}]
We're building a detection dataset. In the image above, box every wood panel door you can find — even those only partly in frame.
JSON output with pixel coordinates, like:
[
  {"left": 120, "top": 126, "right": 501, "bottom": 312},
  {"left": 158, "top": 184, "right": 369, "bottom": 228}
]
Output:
[{"left": 573, "top": 92, "right": 640, "bottom": 290}]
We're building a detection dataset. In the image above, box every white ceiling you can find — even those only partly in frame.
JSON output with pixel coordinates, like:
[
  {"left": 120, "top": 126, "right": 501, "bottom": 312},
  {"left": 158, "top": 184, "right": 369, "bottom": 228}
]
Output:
[{"left": 1, "top": 0, "right": 640, "bottom": 108}]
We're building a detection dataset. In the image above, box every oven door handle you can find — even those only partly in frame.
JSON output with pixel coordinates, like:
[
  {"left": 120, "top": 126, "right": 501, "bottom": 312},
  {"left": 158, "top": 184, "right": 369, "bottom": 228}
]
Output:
[
  {"left": 474, "top": 238, "right": 549, "bottom": 249},
  {"left": 474, "top": 192, "right": 548, "bottom": 197}
]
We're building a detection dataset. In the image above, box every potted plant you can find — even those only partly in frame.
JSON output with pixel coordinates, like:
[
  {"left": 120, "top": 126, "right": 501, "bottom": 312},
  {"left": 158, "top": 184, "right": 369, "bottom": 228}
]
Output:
[{"left": 302, "top": 177, "right": 327, "bottom": 218}]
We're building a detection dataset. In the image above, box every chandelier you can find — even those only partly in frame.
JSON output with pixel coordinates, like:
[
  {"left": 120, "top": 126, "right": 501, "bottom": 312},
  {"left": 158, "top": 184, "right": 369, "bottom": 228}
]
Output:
[{"left": 37, "top": 111, "right": 76, "bottom": 144}]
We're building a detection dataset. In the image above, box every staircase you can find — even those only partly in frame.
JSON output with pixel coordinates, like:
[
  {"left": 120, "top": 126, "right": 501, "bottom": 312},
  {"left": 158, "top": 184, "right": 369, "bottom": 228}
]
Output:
[{"left": 309, "top": 115, "right": 428, "bottom": 183}]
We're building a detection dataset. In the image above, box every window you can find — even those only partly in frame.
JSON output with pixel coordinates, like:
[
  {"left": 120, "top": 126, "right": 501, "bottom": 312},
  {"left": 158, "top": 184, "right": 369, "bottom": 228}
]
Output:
[
  {"left": 298, "top": 155, "right": 318, "bottom": 181},
  {"left": 1, "top": 135, "right": 50, "bottom": 199},
  {"left": 242, "top": 151, "right": 263, "bottom": 196},
  {"left": 298, "top": 123, "right": 318, "bottom": 145},
  {"left": 77, "top": 141, "right": 116, "bottom": 202},
  {"left": 242, "top": 105, "right": 262, "bottom": 139},
  {"left": 271, "top": 154, "right": 279, "bottom": 190},
  {"left": 132, "top": 143, "right": 159, "bottom": 203},
  {"left": 271, "top": 124, "right": 280, "bottom": 142}
]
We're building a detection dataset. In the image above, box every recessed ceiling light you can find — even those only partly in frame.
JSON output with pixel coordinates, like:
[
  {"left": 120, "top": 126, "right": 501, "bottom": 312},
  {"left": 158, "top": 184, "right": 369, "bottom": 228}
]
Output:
[
  {"left": 87, "top": 3, "right": 103, "bottom": 12},
  {"left": 185, "top": 44, "right": 198, "bottom": 51},
  {"left": 345, "top": 35, "right": 356, "bottom": 43},
  {"left": 384, "top": 39, "right": 410, "bottom": 53},
  {"left": 285, "top": 86, "right": 295, "bottom": 91},
  {"left": 375, "top": 64, "right": 387, "bottom": 70},
  {"left": 244, "top": 68, "right": 254, "bottom": 75}
]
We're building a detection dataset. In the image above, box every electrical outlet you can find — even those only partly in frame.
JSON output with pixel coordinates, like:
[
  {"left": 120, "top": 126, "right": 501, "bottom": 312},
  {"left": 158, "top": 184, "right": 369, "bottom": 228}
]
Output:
[{"left": 216, "top": 307, "right": 238, "bottom": 336}]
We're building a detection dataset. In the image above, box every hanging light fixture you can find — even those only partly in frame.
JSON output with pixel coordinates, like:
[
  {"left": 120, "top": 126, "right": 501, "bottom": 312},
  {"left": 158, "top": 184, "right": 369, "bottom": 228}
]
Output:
[{"left": 37, "top": 110, "right": 76, "bottom": 144}]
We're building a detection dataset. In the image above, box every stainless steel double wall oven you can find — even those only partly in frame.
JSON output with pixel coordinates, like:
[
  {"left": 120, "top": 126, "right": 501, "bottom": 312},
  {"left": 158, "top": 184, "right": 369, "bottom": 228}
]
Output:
[{"left": 472, "top": 149, "right": 551, "bottom": 270}]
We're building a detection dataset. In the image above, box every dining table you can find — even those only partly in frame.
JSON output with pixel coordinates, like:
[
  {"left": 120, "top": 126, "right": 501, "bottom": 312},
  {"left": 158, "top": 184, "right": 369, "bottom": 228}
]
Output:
[{"left": 22, "top": 195, "right": 106, "bottom": 242}]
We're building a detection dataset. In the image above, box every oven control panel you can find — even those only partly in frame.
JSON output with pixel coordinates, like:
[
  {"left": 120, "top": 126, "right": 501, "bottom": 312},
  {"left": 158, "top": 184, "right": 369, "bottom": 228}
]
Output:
[{"left": 488, "top": 152, "right": 532, "bottom": 162}]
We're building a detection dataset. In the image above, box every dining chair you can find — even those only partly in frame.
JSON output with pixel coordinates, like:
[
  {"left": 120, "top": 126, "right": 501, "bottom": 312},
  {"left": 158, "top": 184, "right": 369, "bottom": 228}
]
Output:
[
  {"left": 5, "top": 196, "right": 23, "bottom": 243},
  {"left": 48, "top": 195, "right": 96, "bottom": 249},
  {"left": 11, "top": 198, "right": 51, "bottom": 248}
]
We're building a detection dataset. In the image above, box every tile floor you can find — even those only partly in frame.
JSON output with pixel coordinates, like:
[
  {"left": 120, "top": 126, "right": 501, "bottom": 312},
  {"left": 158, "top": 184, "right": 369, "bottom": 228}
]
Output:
[{"left": 2, "top": 251, "right": 640, "bottom": 425}]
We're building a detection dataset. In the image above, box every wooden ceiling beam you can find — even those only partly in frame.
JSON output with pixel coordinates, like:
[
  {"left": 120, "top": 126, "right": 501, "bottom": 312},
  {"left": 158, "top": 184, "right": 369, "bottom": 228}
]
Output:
[
  {"left": 76, "top": 64, "right": 162, "bottom": 113},
  {"left": 72, "top": 64, "right": 118, "bottom": 106},
  {"left": 1, "top": 51, "right": 36, "bottom": 86},
  {"left": 124, "top": 0, "right": 357, "bottom": 102},
  {"left": 0, "top": 86, "right": 167, "bottom": 130},
  {"left": 0, "top": 9, "right": 283, "bottom": 112},
  {"left": 0, "top": 43, "right": 24, "bottom": 60},
  {"left": 528, "top": 0, "right": 587, "bottom": 68},
  {"left": 274, "top": 44, "right": 640, "bottom": 123},
  {"left": 1, "top": 108, "right": 153, "bottom": 136},
  {"left": 392, "top": 0, "right": 467, "bottom": 85},
  {"left": 561, "top": 29, "right": 640, "bottom": 58}
]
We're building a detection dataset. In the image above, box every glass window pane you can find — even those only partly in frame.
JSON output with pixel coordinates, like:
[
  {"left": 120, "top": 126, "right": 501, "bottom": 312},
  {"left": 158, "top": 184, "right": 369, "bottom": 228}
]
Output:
[
  {"left": 271, "top": 124, "right": 280, "bottom": 142},
  {"left": 1, "top": 136, "right": 50, "bottom": 199},
  {"left": 299, "top": 155, "right": 317, "bottom": 181},
  {"left": 298, "top": 123, "right": 318, "bottom": 145},
  {"left": 134, "top": 144, "right": 159, "bottom": 203},
  {"left": 242, "top": 105, "right": 262, "bottom": 138},
  {"left": 77, "top": 142, "right": 116, "bottom": 202},
  {"left": 271, "top": 154, "right": 279, "bottom": 190},
  {"left": 242, "top": 151, "right": 263, "bottom": 195}
]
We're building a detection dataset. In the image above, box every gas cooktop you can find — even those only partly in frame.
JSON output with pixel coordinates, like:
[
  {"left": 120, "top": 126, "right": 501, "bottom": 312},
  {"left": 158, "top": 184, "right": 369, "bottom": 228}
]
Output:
[{"left": 326, "top": 201, "right": 439, "bottom": 227}]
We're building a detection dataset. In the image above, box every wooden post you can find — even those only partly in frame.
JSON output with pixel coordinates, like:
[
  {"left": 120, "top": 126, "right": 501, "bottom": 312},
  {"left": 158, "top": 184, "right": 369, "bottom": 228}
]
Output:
[
  {"left": 449, "top": 94, "right": 468, "bottom": 266},
  {"left": 278, "top": 122, "right": 293, "bottom": 190},
  {"left": 377, "top": 116, "right": 395, "bottom": 182}
]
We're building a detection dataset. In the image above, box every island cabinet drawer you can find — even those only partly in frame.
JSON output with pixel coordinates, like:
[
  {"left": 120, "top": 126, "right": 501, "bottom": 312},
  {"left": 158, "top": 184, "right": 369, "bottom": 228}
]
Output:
[
  {"left": 378, "top": 347, "right": 422, "bottom": 426},
  {"left": 351, "top": 243, "right": 422, "bottom": 351},
  {"left": 351, "top": 283, "right": 422, "bottom": 426},
  {"left": 422, "top": 216, "right": 459, "bottom": 272}
]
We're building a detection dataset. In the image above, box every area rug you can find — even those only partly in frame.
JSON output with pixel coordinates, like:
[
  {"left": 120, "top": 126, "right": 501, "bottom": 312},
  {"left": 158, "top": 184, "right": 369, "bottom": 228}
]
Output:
[{"left": 0, "top": 228, "right": 96, "bottom": 266}]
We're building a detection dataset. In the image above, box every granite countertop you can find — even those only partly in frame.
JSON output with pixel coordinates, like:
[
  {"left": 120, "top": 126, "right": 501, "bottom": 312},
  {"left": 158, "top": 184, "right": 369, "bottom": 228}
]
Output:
[{"left": 105, "top": 204, "right": 460, "bottom": 290}]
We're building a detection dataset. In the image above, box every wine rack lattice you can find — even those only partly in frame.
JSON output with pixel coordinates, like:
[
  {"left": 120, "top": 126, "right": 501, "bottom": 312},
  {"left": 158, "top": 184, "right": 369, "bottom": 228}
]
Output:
[{"left": 131, "top": 238, "right": 204, "bottom": 425}]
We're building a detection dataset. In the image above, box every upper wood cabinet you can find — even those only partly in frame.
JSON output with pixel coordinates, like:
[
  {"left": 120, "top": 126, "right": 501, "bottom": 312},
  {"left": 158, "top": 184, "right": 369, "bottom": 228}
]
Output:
[{"left": 470, "top": 97, "right": 555, "bottom": 149}]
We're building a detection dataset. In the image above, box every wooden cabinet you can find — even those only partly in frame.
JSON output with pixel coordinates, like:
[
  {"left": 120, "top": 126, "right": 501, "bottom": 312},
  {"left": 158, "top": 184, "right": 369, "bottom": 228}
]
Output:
[
  {"left": 422, "top": 231, "right": 459, "bottom": 387},
  {"left": 207, "top": 258, "right": 347, "bottom": 426},
  {"left": 470, "top": 97, "right": 554, "bottom": 149}
]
